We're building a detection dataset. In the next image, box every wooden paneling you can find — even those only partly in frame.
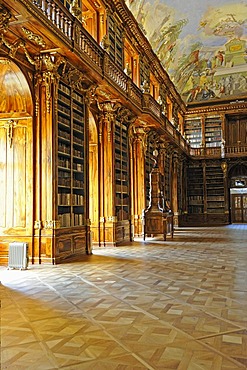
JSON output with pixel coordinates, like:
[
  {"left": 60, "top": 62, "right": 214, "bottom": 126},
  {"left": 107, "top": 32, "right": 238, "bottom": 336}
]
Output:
[{"left": 0, "top": 118, "right": 33, "bottom": 235}]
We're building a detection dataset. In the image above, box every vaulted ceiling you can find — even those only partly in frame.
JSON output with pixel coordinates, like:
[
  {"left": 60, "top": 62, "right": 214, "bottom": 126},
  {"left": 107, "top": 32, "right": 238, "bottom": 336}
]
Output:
[{"left": 126, "top": 0, "right": 247, "bottom": 104}]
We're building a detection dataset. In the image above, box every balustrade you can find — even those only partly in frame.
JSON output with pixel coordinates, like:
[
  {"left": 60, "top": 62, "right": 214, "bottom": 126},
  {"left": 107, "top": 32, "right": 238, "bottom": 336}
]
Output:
[{"left": 30, "top": 0, "right": 189, "bottom": 154}]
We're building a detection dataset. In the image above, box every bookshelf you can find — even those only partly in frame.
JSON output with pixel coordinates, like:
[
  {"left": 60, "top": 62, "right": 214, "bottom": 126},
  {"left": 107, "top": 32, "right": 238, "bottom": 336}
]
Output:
[
  {"left": 145, "top": 137, "right": 156, "bottom": 207},
  {"left": 205, "top": 116, "right": 222, "bottom": 147},
  {"left": 140, "top": 55, "right": 150, "bottom": 86},
  {"left": 187, "top": 163, "right": 204, "bottom": 214},
  {"left": 115, "top": 119, "right": 129, "bottom": 221},
  {"left": 108, "top": 14, "right": 123, "bottom": 68},
  {"left": 205, "top": 163, "right": 225, "bottom": 214},
  {"left": 57, "top": 81, "right": 85, "bottom": 228},
  {"left": 184, "top": 117, "right": 202, "bottom": 148}
]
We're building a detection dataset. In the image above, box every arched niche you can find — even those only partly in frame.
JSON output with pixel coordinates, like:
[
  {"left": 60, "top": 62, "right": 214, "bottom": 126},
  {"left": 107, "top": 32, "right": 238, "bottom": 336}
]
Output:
[
  {"left": 0, "top": 57, "right": 33, "bottom": 116},
  {"left": 88, "top": 110, "right": 99, "bottom": 243},
  {"left": 0, "top": 57, "right": 33, "bottom": 261}
]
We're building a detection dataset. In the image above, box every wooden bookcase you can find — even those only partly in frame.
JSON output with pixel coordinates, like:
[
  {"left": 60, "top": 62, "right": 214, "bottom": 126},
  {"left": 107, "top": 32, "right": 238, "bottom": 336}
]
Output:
[
  {"left": 205, "top": 116, "right": 222, "bottom": 147},
  {"left": 145, "top": 137, "right": 155, "bottom": 207},
  {"left": 57, "top": 81, "right": 85, "bottom": 228},
  {"left": 108, "top": 14, "right": 124, "bottom": 68},
  {"left": 187, "top": 163, "right": 204, "bottom": 214},
  {"left": 184, "top": 117, "right": 202, "bottom": 148},
  {"left": 115, "top": 119, "right": 129, "bottom": 222},
  {"left": 205, "top": 162, "right": 224, "bottom": 214},
  {"left": 140, "top": 55, "right": 150, "bottom": 86}
]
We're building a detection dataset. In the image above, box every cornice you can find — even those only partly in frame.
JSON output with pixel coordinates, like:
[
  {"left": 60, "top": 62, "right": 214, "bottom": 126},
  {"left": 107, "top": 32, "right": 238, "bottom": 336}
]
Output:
[{"left": 186, "top": 101, "right": 247, "bottom": 115}]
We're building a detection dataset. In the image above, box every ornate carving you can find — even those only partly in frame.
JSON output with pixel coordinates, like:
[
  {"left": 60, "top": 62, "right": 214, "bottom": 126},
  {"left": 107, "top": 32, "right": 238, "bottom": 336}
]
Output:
[
  {"left": 34, "top": 220, "right": 42, "bottom": 230},
  {"left": 117, "top": 106, "right": 136, "bottom": 125},
  {"left": 3, "top": 119, "right": 17, "bottom": 148},
  {"left": 22, "top": 27, "right": 46, "bottom": 47},
  {"left": 100, "top": 34, "right": 110, "bottom": 52},
  {"left": 221, "top": 161, "right": 228, "bottom": 177},
  {"left": 0, "top": 4, "right": 11, "bottom": 33},
  {"left": 44, "top": 220, "right": 60, "bottom": 229},
  {"left": 70, "top": 0, "right": 81, "bottom": 20},
  {"left": 35, "top": 53, "right": 66, "bottom": 113},
  {"left": 97, "top": 100, "right": 121, "bottom": 142},
  {"left": 140, "top": 79, "right": 150, "bottom": 93}
]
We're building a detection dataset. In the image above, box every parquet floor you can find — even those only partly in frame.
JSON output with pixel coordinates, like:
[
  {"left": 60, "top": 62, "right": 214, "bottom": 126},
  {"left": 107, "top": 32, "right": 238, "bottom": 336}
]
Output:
[{"left": 0, "top": 225, "right": 246, "bottom": 369}]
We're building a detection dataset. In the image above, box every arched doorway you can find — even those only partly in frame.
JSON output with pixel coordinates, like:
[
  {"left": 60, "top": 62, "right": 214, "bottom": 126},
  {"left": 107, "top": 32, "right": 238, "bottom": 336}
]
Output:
[
  {"left": 88, "top": 110, "right": 99, "bottom": 244},
  {"left": 229, "top": 164, "right": 247, "bottom": 223},
  {"left": 0, "top": 58, "right": 33, "bottom": 262}
]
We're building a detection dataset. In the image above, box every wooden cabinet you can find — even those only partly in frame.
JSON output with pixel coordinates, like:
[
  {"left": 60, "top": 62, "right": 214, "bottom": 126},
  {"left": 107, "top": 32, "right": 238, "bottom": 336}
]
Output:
[
  {"left": 231, "top": 193, "right": 247, "bottom": 223},
  {"left": 226, "top": 115, "right": 247, "bottom": 147},
  {"left": 186, "top": 160, "right": 228, "bottom": 225}
]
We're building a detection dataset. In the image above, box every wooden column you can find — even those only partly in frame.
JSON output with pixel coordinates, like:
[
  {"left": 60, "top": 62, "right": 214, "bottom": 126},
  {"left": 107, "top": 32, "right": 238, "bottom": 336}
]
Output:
[
  {"left": 221, "top": 161, "right": 229, "bottom": 223},
  {"left": 171, "top": 150, "right": 179, "bottom": 226},
  {"left": 98, "top": 101, "right": 120, "bottom": 246},
  {"left": 34, "top": 53, "right": 64, "bottom": 263},
  {"left": 129, "top": 127, "right": 147, "bottom": 237}
]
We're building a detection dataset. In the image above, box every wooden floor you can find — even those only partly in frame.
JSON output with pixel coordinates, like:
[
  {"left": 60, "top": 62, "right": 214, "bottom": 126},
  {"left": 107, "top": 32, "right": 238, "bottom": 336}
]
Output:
[{"left": 1, "top": 225, "right": 247, "bottom": 369}]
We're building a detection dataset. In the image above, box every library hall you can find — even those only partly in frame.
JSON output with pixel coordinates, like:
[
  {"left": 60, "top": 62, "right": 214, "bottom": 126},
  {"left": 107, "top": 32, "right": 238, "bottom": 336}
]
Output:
[{"left": 0, "top": 0, "right": 247, "bottom": 369}]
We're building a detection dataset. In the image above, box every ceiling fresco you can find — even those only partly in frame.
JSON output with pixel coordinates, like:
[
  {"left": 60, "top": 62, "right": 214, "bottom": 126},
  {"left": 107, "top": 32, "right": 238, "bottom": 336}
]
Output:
[{"left": 126, "top": 0, "right": 247, "bottom": 103}]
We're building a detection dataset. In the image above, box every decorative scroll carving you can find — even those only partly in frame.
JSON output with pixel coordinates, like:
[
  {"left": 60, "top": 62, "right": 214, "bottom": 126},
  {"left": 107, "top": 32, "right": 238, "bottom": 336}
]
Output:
[
  {"left": 22, "top": 27, "right": 46, "bottom": 47},
  {"left": 117, "top": 106, "right": 136, "bottom": 125},
  {"left": 0, "top": 4, "right": 11, "bottom": 33}
]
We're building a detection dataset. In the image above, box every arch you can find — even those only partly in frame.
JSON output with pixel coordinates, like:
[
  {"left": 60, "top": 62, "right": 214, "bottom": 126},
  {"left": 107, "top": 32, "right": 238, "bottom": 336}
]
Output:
[
  {"left": 0, "top": 57, "right": 34, "bottom": 263},
  {"left": 0, "top": 57, "right": 33, "bottom": 116},
  {"left": 228, "top": 163, "right": 247, "bottom": 179}
]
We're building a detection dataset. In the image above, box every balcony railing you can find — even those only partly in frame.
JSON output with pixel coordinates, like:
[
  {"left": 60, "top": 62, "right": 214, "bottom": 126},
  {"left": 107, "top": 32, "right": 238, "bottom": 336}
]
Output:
[
  {"left": 30, "top": 0, "right": 190, "bottom": 152},
  {"left": 225, "top": 145, "right": 247, "bottom": 155}
]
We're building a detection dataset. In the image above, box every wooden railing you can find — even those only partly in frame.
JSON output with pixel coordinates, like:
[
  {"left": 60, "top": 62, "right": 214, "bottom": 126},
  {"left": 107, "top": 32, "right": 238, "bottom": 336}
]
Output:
[
  {"left": 33, "top": 0, "right": 73, "bottom": 41},
  {"left": 225, "top": 145, "right": 247, "bottom": 155},
  {"left": 30, "top": 0, "right": 190, "bottom": 152}
]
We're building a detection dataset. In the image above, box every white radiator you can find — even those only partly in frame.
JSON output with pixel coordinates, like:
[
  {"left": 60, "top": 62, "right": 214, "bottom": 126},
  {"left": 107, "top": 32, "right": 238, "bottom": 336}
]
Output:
[{"left": 8, "top": 242, "right": 29, "bottom": 270}]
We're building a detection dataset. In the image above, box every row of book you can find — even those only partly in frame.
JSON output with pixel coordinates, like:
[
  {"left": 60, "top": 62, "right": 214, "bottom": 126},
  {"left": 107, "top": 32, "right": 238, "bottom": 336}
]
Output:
[
  {"left": 58, "top": 212, "right": 84, "bottom": 227},
  {"left": 58, "top": 193, "right": 84, "bottom": 206}
]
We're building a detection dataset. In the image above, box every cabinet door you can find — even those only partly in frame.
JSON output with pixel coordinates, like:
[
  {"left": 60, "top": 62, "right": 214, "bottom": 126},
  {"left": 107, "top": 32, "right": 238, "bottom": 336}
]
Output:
[
  {"left": 231, "top": 194, "right": 247, "bottom": 223},
  {"left": 243, "top": 195, "right": 247, "bottom": 223},
  {"left": 226, "top": 116, "right": 247, "bottom": 146}
]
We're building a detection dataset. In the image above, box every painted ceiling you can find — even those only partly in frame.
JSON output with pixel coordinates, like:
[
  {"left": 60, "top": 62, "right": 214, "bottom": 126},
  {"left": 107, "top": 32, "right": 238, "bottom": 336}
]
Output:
[{"left": 126, "top": 0, "right": 247, "bottom": 103}]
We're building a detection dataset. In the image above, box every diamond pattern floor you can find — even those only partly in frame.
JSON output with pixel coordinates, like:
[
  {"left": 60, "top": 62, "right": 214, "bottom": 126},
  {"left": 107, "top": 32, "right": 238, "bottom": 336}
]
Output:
[{"left": 0, "top": 225, "right": 246, "bottom": 369}]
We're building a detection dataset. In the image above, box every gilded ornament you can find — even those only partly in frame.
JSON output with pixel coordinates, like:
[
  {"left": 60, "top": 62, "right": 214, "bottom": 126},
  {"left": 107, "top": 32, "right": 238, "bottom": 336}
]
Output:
[{"left": 22, "top": 27, "right": 46, "bottom": 47}]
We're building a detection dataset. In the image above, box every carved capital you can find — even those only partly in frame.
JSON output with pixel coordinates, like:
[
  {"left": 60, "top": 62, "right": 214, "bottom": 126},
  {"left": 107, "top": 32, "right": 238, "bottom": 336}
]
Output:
[{"left": 98, "top": 100, "right": 121, "bottom": 141}]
